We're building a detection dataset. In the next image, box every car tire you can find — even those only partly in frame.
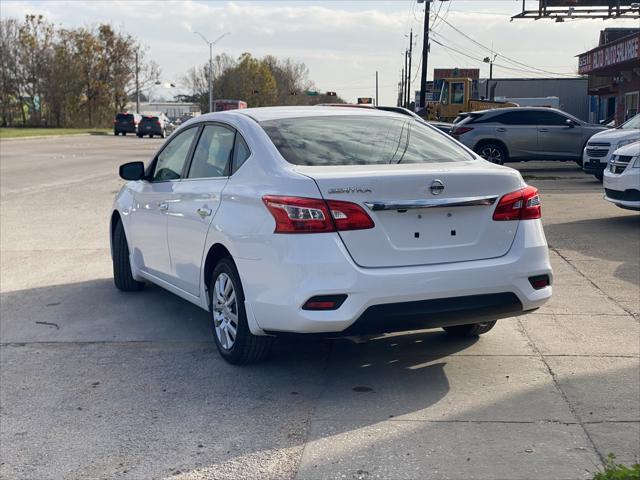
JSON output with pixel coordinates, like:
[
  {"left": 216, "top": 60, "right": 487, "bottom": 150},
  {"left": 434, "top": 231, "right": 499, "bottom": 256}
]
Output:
[
  {"left": 112, "top": 220, "right": 144, "bottom": 292},
  {"left": 210, "top": 257, "right": 273, "bottom": 364},
  {"left": 114, "top": 131, "right": 119, "bottom": 136},
  {"left": 137, "top": 134, "right": 143, "bottom": 138},
  {"left": 595, "top": 171, "right": 604, "bottom": 182},
  {"left": 443, "top": 321, "right": 497, "bottom": 337},
  {"left": 123, "top": 132, "right": 127, "bottom": 136},
  {"left": 160, "top": 129, "right": 166, "bottom": 139},
  {"left": 149, "top": 134, "right": 154, "bottom": 138},
  {"left": 475, "top": 143, "right": 507, "bottom": 165}
]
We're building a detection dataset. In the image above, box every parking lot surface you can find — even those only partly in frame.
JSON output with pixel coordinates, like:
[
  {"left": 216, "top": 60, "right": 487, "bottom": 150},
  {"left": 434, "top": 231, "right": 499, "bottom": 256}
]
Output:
[{"left": 1, "top": 135, "right": 638, "bottom": 480}]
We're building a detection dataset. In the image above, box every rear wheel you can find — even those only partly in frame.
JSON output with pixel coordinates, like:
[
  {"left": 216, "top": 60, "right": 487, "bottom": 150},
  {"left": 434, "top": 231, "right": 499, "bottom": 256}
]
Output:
[
  {"left": 595, "top": 171, "right": 604, "bottom": 182},
  {"left": 476, "top": 143, "right": 507, "bottom": 165},
  {"left": 112, "top": 221, "right": 144, "bottom": 292},
  {"left": 210, "top": 258, "right": 273, "bottom": 364},
  {"left": 443, "top": 321, "right": 496, "bottom": 337},
  {"left": 137, "top": 133, "right": 143, "bottom": 138},
  {"left": 114, "top": 131, "right": 119, "bottom": 136},
  {"left": 122, "top": 132, "right": 127, "bottom": 136}
]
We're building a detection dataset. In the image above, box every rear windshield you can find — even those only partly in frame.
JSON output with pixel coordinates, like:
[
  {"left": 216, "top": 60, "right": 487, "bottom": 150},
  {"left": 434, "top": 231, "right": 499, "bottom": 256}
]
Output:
[
  {"left": 141, "top": 116, "right": 158, "bottom": 122},
  {"left": 116, "top": 114, "right": 133, "bottom": 121},
  {"left": 260, "top": 115, "right": 473, "bottom": 166}
]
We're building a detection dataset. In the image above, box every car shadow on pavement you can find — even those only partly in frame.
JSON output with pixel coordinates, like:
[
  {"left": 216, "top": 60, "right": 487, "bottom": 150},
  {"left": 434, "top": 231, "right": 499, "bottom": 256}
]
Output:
[
  {"left": 2, "top": 278, "right": 638, "bottom": 479},
  {"left": 544, "top": 214, "right": 640, "bottom": 288}
]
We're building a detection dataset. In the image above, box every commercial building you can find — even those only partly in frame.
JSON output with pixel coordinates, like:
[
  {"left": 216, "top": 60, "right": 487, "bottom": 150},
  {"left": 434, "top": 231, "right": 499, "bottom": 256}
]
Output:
[
  {"left": 578, "top": 28, "right": 640, "bottom": 125},
  {"left": 125, "top": 102, "right": 201, "bottom": 119}
]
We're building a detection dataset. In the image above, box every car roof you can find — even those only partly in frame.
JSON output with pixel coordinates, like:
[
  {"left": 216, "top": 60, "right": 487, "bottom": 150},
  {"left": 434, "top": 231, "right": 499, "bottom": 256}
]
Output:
[
  {"left": 471, "top": 106, "right": 567, "bottom": 115},
  {"left": 197, "top": 105, "right": 403, "bottom": 123}
]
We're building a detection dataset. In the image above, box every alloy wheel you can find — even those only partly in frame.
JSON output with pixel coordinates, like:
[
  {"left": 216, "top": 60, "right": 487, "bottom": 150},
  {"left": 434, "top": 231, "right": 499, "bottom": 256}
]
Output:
[
  {"left": 212, "top": 273, "right": 238, "bottom": 350},
  {"left": 480, "top": 146, "right": 504, "bottom": 164}
]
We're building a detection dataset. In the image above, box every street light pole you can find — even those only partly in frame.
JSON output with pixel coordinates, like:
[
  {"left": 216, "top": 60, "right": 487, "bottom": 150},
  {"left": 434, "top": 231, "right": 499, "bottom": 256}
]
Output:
[{"left": 194, "top": 31, "right": 230, "bottom": 113}]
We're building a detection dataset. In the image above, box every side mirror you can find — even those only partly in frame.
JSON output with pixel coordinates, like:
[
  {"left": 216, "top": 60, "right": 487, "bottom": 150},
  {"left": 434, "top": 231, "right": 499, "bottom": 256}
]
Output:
[
  {"left": 565, "top": 118, "right": 575, "bottom": 128},
  {"left": 119, "top": 161, "right": 145, "bottom": 181}
]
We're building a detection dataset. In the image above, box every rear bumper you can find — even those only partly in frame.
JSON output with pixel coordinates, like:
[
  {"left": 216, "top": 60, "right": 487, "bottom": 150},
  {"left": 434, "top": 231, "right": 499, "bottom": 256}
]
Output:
[
  {"left": 238, "top": 220, "right": 552, "bottom": 335},
  {"left": 115, "top": 125, "right": 137, "bottom": 133}
]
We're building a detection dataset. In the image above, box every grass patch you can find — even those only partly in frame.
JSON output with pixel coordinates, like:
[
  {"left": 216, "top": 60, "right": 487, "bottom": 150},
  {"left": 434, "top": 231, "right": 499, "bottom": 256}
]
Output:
[
  {"left": 0, "top": 128, "right": 110, "bottom": 138},
  {"left": 593, "top": 454, "right": 640, "bottom": 480}
]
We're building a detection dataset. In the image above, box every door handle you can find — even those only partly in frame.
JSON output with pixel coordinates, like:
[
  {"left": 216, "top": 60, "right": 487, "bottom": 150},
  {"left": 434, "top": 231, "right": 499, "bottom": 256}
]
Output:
[
  {"left": 158, "top": 202, "right": 169, "bottom": 211},
  {"left": 539, "top": 128, "right": 549, "bottom": 132},
  {"left": 197, "top": 207, "right": 212, "bottom": 218},
  {"left": 496, "top": 128, "right": 506, "bottom": 132}
]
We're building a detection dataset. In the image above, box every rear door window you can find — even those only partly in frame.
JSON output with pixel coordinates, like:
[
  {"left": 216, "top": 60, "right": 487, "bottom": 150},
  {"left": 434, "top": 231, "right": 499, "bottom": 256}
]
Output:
[
  {"left": 187, "top": 124, "right": 235, "bottom": 179},
  {"left": 232, "top": 134, "right": 251, "bottom": 174},
  {"left": 535, "top": 111, "right": 570, "bottom": 126},
  {"left": 260, "top": 115, "right": 473, "bottom": 166}
]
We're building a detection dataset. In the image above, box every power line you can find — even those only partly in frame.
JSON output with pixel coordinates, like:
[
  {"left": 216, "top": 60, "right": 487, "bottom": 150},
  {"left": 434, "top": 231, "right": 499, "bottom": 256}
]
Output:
[
  {"left": 436, "top": 16, "right": 578, "bottom": 77},
  {"left": 430, "top": 36, "right": 570, "bottom": 77}
]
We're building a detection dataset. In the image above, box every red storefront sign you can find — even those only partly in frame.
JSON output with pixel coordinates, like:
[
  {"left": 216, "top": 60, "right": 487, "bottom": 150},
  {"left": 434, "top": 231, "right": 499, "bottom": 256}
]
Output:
[{"left": 578, "top": 33, "right": 640, "bottom": 74}]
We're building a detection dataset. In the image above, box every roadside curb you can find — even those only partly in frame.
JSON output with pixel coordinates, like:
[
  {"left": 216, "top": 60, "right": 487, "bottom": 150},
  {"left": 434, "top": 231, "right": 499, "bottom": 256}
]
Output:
[{"left": 0, "top": 133, "right": 110, "bottom": 141}]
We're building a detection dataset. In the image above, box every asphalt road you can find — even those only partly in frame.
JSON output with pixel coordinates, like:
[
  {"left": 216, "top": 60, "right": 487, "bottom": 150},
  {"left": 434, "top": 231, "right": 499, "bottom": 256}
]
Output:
[{"left": 1, "top": 135, "right": 638, "bottom": 480}]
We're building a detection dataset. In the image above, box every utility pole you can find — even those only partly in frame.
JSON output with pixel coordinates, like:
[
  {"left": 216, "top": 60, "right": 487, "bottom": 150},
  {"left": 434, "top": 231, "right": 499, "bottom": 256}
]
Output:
[
  {"left": 418, "top": 0, "right": 431, "bottom": 109},
  {"left": 403, "top": 50, "right": 408, "bottom": 108},
  {"left": 400, "top": 67, "right": 405, "bottom": 107},
  {"left": 407, "top": 29, "right": 413, "bottom": 110},
  {"left": 135, "top": 51, "right": 140, "bottom": 114},
  {"left": 375, "top": 71, "right": 379, "bottom": 106}
]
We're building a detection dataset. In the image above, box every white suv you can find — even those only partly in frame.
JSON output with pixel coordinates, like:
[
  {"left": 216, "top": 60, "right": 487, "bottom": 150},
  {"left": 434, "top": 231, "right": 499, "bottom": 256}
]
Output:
[
  {"left": 583, "top": 114, "right": 640, "bottom": 181},
  {"left": 111, "top": 107, "right": 552, "bottom": 364},
  {"left": 603, "top": 141, "right": 640, "bottom": 211}
]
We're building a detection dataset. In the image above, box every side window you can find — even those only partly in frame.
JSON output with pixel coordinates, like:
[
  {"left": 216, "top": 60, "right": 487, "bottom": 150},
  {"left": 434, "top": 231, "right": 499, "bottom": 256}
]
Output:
[
  {"left": 152, "top": 127, "right": 198, "bottom": 182},
  {"left": 535, "top": 111, "right": 569, "bottom": 126},
  {"left": 187, "top": 124, "right": 235, "bottom": 179},
  {"left": 232, "top": 134, "right": 251, "bottom": 174},
  {"left": 492, "top": 111, "right": 536, "bottom": 125},
  {"left": 451, "top": 82, "right": 465, "bottom": 104}
]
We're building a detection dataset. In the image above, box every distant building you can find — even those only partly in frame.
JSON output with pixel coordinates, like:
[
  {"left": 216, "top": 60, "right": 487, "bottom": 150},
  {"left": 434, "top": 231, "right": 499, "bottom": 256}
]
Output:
[
  {"left": 478, "top": 77, "right": 589, "bottom": 121},
  {"left": 125, "top": 102, "right": 201, "bottom": 119},
  {"left": 577, "top": 28, "right": 639, "bottom": 125}
]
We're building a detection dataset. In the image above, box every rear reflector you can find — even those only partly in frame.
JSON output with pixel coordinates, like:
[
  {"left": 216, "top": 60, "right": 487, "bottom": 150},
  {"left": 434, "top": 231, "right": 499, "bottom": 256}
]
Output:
[
  {"left": 493, "top": 186, "right": 541, "bottom": 221},
  {"left": 529, "top": 274, "right": 550, "bottom": 290},
  {"left": 302, "top": 295, "right": 347, "bottom": 310},
  {"left": 262, "top": 195, "right": 374, "bottom": 233}
]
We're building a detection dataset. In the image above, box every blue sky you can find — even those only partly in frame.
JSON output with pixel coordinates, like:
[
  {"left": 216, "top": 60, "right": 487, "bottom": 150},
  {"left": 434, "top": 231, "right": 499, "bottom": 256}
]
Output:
[{"left": 2, "top": 1, "right": 637, "bottom": 105}]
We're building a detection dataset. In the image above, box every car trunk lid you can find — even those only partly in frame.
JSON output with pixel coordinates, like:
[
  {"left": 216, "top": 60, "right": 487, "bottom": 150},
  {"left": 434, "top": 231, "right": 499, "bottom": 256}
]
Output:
[{"left": 296, "top": 162, "right": 523, "bottom": 268}]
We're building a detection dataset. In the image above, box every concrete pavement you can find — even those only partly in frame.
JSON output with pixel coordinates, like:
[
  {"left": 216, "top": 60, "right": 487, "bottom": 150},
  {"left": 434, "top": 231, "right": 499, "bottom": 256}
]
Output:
[{"left": 0, "top": 136, "right": 638, "bottom": 479}]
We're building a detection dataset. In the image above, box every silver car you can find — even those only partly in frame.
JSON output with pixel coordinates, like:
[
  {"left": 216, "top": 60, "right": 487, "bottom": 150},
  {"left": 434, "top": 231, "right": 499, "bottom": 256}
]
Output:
[{"left": 451, "top": 107, "right": 606, "bottom": 164}]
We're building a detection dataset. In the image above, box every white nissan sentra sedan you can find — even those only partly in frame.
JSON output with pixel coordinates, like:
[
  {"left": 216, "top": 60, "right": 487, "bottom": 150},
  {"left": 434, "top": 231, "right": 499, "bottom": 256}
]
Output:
[{"left": 111, "top": 106, "right": 552, "bottom": 364}]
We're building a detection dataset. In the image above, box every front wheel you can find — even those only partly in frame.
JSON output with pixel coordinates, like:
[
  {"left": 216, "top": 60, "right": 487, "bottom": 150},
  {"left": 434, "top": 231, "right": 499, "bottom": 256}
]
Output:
[
  {"left": 476, "top": 143, "right": 507, "bottom": 165},
  {"left": 443, "top": 321, "right": 496, "bottom": 337},
  {"left": 210, "top": 258, "right": 273, "bottom": 364},
  {"left": 112, "top": 221, "right": 144, "bottom": 292},
  {"left": 594, "top": 171, "right": 604, "bottom": 182}
]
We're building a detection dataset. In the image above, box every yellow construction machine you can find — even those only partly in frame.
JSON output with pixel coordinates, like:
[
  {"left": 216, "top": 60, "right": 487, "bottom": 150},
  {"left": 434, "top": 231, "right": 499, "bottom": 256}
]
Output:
[{"left": 425, "top": 77, "right": 518, "bottom": 122}]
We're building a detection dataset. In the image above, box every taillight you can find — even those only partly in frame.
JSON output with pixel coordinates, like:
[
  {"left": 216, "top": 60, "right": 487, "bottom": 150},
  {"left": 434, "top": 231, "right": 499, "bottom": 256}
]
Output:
[
  {"left": 452, "top": 126, "right": 473, "bottom": 136},
  {"left": 262, "top": 195, "right": 374, "bottom": 233},
  {"left": 492, "top": 186, "right": 541, "bottom": 221}
]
